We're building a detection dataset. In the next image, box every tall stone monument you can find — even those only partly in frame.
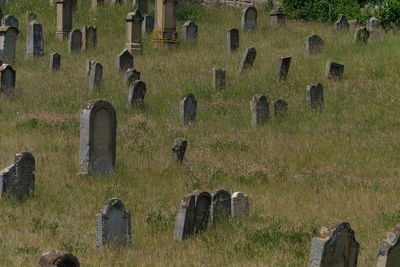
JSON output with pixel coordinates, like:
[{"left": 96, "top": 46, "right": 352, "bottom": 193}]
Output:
[
  {"left": 56, "top": 0, "right": 73, "bottom": 40},
  {"left": 126, "top": 10, "right": 144, "bottom": 54},
  {"left": 152, "top": 0, "right": 178, "bottom": 45}
]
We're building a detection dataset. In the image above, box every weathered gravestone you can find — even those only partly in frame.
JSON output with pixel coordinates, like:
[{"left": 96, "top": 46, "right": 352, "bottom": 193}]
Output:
[
  {"left": 209, "top": 189, "right": 231, "bottom": 225},
  {"left": 333, "top": 14, "right": 350, "bottom": 30},
  {"left": 85, "top": 59, "right": 93, "bottom": 76},
  {"left": 142, "top": 15, "right": 154, "bottom": 35},
  {"left": 308, "top": 221, "right": 359, "bottom": 267},
  {"left": 241, "top": 6, "right": 257, "bottom": 31},
  {"left": 124, "top": 68, "right": 140, "bottom": 87},
  {"left": 239, "top": 47, "right": 256, "bottom": 73},
  {"left": 26, "top": 11, "right": 36, "bottom": 22},
  {"left": 127, "top": 80, "right": 146, "bottom": 107},
  {"left": 367, "top": 16, "right": 380, "bottom": 32},
  {"left": 182, "top": 21, "right": 198, "bottom": 44},
  {"left": 37, "top": 250, "right": 80, "bottom": 267},
  {"left": 79, "top": 99, "right": 116, "bottom": 176},
  {"left": 81, "top": 26, "right": 97, "bottom": 50},
  {"left": 2, "top": 14, "right": 18, "bottom": 29},
  {"left": 88, "top": 62, "right": 103, "bottom": 91},
  {"left": 26, "top": 20, "right": 44, "bottom": 59},
  {"left": 49, "top": 52, "right": 61, "bottom": 71},
  {"left": 152, "top": 0, "right": 178, "bottom": 44},
  {"left": 68, "top": 29, "right": 82, "bottom": 53},
  {"left": 133, "top": 0, "right": 148, "bottom": 15},
  {"left": 275, "top": 56, "right": 291, "bottom": 81},
  {"left": 56, "top": 0, "right": 73, "bottom": 40},
  {"left": 306, "top": 83, "right": 324, "bottom": 109},
  {"left": 212, "top": 68, "right": 226, "bottom": 90},
  {"left": 0, "top": 64, "right": 15, "bottom": 95},
  {"left": 306, "top": 34, "right": 323, "bottom": 55},
  {"left": 273, "top": 98, "right": 288, "bottom": 117},
  {"left": 0, "top": 152, "right": 35, "bottom": 200},
  {"left": 172, "top": 138, "right": 187, "bottom": 163},
  {"left": 376, "top": 224, "right": 400, "bottom": 267},
  {"left": 173, "top": 192, "right": 195, "bottom": 241},
  {"left": 269, "top": 7, "right": 287, "bottom": 25},
  {"left": 116, "top": 49, "right": 133, "bottom": 73},
  {"left": 180, "top": 93, "right": 197, "bottom": 125},
  {"left": 192, "top": 190, "right": 212, "bottom": 234},
  {"left": 231, "top": 192, "right": 249, "bottom": 218},
  {"left": 250, "top": 94, "right": 269, "bottom": 127},
  {"left": 0, "top": 26, "right": 19, "bottom": 64},
  {"left": 91, "top": 0, "right": 105, "bottom": 9},
  {"left": 354, "top": 27, "right": 370, "bottom": 44},
  {"left": 325, "top": 61, "right": 344, "bottom": 80},
  {"left": 126, "top": 10, "right": 144, "bottom": 54},
  {"left": 96, "top": 198, "right": 132, "bottom": 247},
  {"left": 227, "top": 28, "right": 239, "bottom": 53}
]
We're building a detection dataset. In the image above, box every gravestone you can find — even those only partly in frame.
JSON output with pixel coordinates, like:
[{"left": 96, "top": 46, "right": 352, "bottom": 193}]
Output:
[
  {"left": 91, "top": 0, "right": 105, "bottom": 9},
  {"left": 124, "top": 68, "right": 141, "bottom": 87},
  {"left": 192, "top": 190, "right": 212, "bottom": 234},
  {"left": 0, "top": 26, "right": 19, "bottom": 64},
  {"left": 152, "top": 0, "right": 178, "bottom": 44},
  {"left": 212, "top": 68, "right": 226, "bottom": 90},
  {"left": 172, "top": 138, "right": 187, "bottom": 163},
  {"left": 96, "top": 198, "right": 131, "bottom": 247},
  {"left": 273, "top": 99, "right": 288, "bottom": 117},
  {"left": 49, "top": 52, "right": 61, "bottom": 71},
  {"left": 26, "top": 11, "right": 36, "bottom": 22},
  {"left": 180, "top": 93, "right": 197, "bottom": 125},
  {"left": 0, "top": 152, "right": 35, "bottom": 200},
  {"left": 269, "top": 7, "right": 287, "bottom": 25},
  {"left": 376, "top": 224, "right": 400, "bottom": 267},
  {"left": 367, "top": 16, "right": 380, "bottom": 32},
  {"left": 0, "top": 64, "right": 15, "bottom": 96},
  {"left": 306, "top": 34, "right": 323, "bottom": 55},
  {"left": 2, "top": 15, "right": 18, "bottom": 29},
  {"left": 68, "top": 29, "right": 82, "bottom": 53},
  {"left": 182, "top": 21, "right": 198, "bottom": 44},
  {"left": 354, "top": 27, "right": 370, "bottom": 44},
  {"left": 127, "top": 80, "right": 146, "bottom": 107},
  {"left": 88, "top": 62, "right": 103, "bottom": 91},
  {"left": 241, "top": 6, "right": 257, "bottom": 30},
  {"left": 333, "top": 14, "right": 350, "bottom": 30},
  {"left": 325, "top": 61, "right": 344, "bottom": 80},
  {"left": 306, "top": 83, "right": 324, "bottom": 109},
  {"left": 81, "top": 26, "right": 97, "bottom": 50},
  {"left": 210, "top": 189, "right": 231, "bottom": 224},
  {"left": 249, "top": 94, "right": 268, "bottom": 127},
  {"left": 173, "top": 192, "right": 195, "bottom": 241},
  {"left": 239, "top": 47, "right": 256, "bottom": 73},
  {"left": 275, "top": 56, "right": 291, "bottom": 81},
  {"left": 56, "top": 0, "right": 73, "bottom": 40},
  {"left": 142, "top": 15, "right": 154, "bottom": 35},
  {"left": 37, "top": 250, "right": 80, "bottom": 267},
  {"left": 133, "top": 0, "right": 148, "bottom": 15},
  {"left": 26, "top": 20, "right": 44, "bottom": 59},
  {"left": 79, "top": 99, "right": 116, "bottom": 176},
  {"left": 85, "top": 59, "right": 93, "bottom": 76},
  {"left": 126, "top": 11, "right": 144, "bottom": 54},
  {"left": 308, "top": 221, "right": 359, "bottom": 267},
  {"left": 227, "top": 28, "right": 239, "bottom": 53},
  {"left": 116, "top": 49, "right": 133, "bottom": 72},
  {"left": 231, "top": 192, "right": 249, "bottom": 218}
]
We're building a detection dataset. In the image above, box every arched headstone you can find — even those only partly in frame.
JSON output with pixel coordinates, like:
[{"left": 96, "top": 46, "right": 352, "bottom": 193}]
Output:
[
  {"left": 68, "top": 29, "right": 82, "bottom": 53},
  {"left": 26, "top": 20, "right": 44, "bottom": 59},
  {"left": 250, "top": 94, "right": 269, "bottom": 127},
  {"left": 210, "top": 189, "right": 231, "bottom": 224},
  {"left": 227, "top": 28, "right": 239, "bottom": 53},
  {"left": 239, "top": 47, "right": 256, "bottom": 73},
  {"left": 38, "top": 250, "right": 80, "bottom": 267},
  {"left": 231, "top": 192, "right": 249, "bottom": 218},
  {"left": 241, "top": 6, "right": 257, "bottom": 31},
  {"left": 354, "top": 27, "right": 370, "bottom": 44},
  {"left": 88, "top": 62, "right": 103, "bottom": 91},
  {"left": 306, "top": 83, "right": 324, "bottom": 109},
  {"left": 273, "top": 99, "right": 288, "bottom": 117},
  {"left": 367, "top": 17, "right": 380, "bottom": 32},
  {"left": 182, "top": 21, "right": 198, "bottom": 44},
  {"left": 49, "top": 52, "right": 61, "bottom": 71},
  {"left": 306, "top": 34, "right": 323, "bottom": 55},
  {"left": 192, "top": 190, "right": 211, "bottom": 234},
  {"left": 0, "top": 64, "right": 15, "bottom": 96},
  {"left": 2, "top": 14, "right": 18, "bottom": 29},
  {"left": 116, "top": 49, "right": 133, "bottom": 72},
  {"left": 325, "top": 61, "right": 344, "bottom": 80},
  {"left": 180, "top": 93, "right": 197, "bottom": 125},
  {"left": 376, "top": 224, "right": 400, "bottom": 267},
  {"left": 127, "top": 80, "right": 146, "bottom": 107}
]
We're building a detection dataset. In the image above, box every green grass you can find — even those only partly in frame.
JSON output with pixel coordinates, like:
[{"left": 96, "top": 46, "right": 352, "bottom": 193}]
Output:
[{"left": 1, "top": 0, "right": 400, "bottom": 266}]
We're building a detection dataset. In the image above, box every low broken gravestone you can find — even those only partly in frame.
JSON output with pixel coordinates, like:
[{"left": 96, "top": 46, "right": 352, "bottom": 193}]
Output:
[
  {"left": 306, "top": 34, "right": 323, "bottom": 55},
  {"left": 0, "top": 64, "right": 16, "bottom": 96},
  {"left": 26, "top": 20, "right": 44, "bottom": 59},
  {"left": 88, "top": 62, "right": 103, "bottom": 91},
  {"left": 333, "top": 14, "right": 350, "bottom": 30},
  {"left": 96, "top": 198, "right": 132, "bottom": 247},
  {"left": 376, "top": 224, "right": 400, "bottom": 266},
  {"left": 37, "top": 250, "right": 80, "bottom": 267},
  {"left": 79, "top": 99, "right": 116, "bottom": 176},
  {"left": 127, "top": 80, "right": 146, "bottom": 107},
  {"left": 275, "top": 56, "right": 291, "bottom": 81},
  {"left": 306, "top": 83, "right": 324, "bottom": 109},
  {"left": 116, "top": 49, "right": 133, "bottom": 73},
  {"left": 308, "top": 221, "right": 359, "bottom": 267},
  {"left": 241, "top": 6, "right": 257, "bottom": 31},
  {"left": 227, "top": 28, "right": 239, "bottom": 53},
  {"left": 0, "top": 152, "right": 35, "bottom": 200},
  {"left": 181, "top": 21, "right": 198, "bottom": 44},
  {"left": 49, "top": 52, "right": 60, "bottom": 71},
  {"left": 81, "top": 25, "right": 97, "bottom": 50},
  {"left": 273, "top": 99, "right": 288, "bottom": 117},
  {"left": 325, "top": 61, "right": 344, "bottom": 80},
  {"left": 239, "top": 47, "right": 256, "bottom": 73},
  {"left": 354, "top": 27, "right": 370, "bottom": 44},
  {"left": 172, "top": 138, "right": 187, "bottom": 163},
  {"left": 124, "top": 68, "right": 140, "bottom": 87},
  {"left": 209, "top": 189, "right": 231, "bottom": 225},
  {"left": 68, "top": 29, "right": 82, "bottom": 53},
  {"left": 250, "top": 94, "right": 269, "bottom": 127},
  {"left": 231, "top": 192, "right": 249, "bottom": 218},
  {"left": 212, "top": 68, "right": 226, "bottom": 90},
  {"left": 180, "top": 93, "right": 197, "bottom": 125}
]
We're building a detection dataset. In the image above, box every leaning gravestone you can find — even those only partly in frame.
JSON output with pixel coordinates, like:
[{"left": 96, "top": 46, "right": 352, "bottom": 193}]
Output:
[
  {"left": 354, "top": 27, "right": 370, "bottom": 44},
  {"left": 173, "top": 192, "right": 195, "bottom": 241},
  {"left": 333, "top": 14, "right": 350, "bottom": 30},
  {"left": 81, "top": 25, "right": 97, "bottom": 50},
  {"left": 172, "top": 138, "right": 187, "bottom": 163},
  {"left": 116, "top": 49, "right": 133, "bottom": 72},
  {"left": 308, "top": 221, "right": 359, "bottom": 267},
  {"left": 231, "top": 192, "right": 249, "bottom": 218},
  {"left": 239, "top": 47, "right": 256, "bottom": 73},
  {"left": 241, "top": 6, "right": 257, "bottom": 31},
  {"left": 142, "top": 15, "right": 154, "bottom": 35},
  {"left": 78, "top": 99, "right": 116, "bottom": 176},
  {"left": 209, "top": 189, "right": 231, "bottom": 224},
  {"left": 0, "top": 152, "right": 35, "bottom": 200},
  {"left": 180, "top": 93, "right": 197, "bottom": 125},
  {"left": 124, "top": 68, "right": 140, "bottom": 87},
  {"left": 88, "top": 62, "right": 103, "bottom": 91},
  {"left": 0, "top": 26, "right": 19, "bottom": 64},
  {"left": 127, "top": 80, "right": 146, "bottom": 107},
  {"left": 325, "top": 61, "right": 344, "bottom": 80},
  {"left": 306, "top": 83, "right": 324, "bottom": 109},
  {"left": 37, "top": 250, "right": 80, "bottom": 267},
  {"left": 2, "top": 14, "right": 18, "bottom": 29},
  {"left": 249, "top": 94, "right": 269, "bottom": 127},
  {"left": 192, "top": 190, "right": 212, "bottom": 234},
  {"left": 273, "top": 99, "right": 288, "bottom": 117},
  {"left": 227, "top": 28, "right": 239, "bottom": 53},
  {"left": 96, "top": 198, "right": 132, "bottom": 247},
  {"left": 68, "top": 29, "right": 82, "bottom": 53},
  {"left": 212, "top": 68, "right": 226, "bottom": 90},
  {"left": 26, "top": 20, "right": 44, "bottom": 59},
  {"left": 182, "top": 21, "right": 198, "bottom": 44},
  {"left": 0, "top": 64, "right": 15, "bottom": 96},
  {"left": 275, "top": 56, "right": 291, "bottom": 81},
  {"left": 376, "top": 224, "right": 400, "bottom": 267},
  {"left": 306, "top": 34, "right": 323, "bottom": 55},
  {"left": 49, "top": 52, "right": 61, "bottom": 71}
]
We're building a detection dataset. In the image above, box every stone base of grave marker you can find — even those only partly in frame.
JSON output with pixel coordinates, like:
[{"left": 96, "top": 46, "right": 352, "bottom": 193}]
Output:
[{"left": 38, "top": 250, "right": 80, "bottom": 267}]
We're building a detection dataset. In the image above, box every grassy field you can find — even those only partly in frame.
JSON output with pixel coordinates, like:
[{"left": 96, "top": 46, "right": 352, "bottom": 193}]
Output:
[{"left": 1, "top": 0, "right": 400, "bottom": 266}]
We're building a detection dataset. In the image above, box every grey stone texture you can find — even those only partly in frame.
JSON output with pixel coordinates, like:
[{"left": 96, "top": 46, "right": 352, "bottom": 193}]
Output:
[
  {"left": 212, "top": 68, "right": 226, "bottom": 90},
  {"left": 116, "top": 49, "right": 133, "bottom": 72},
  {"left": 26, "top": 20, "right": 44, "bottom": 59},
  {"left": 2, "top": 14, "right": 18, "bottom": 29},
  {"left": 180, "top": 93, "right": 197, "bottom": 125},
  {"left": 56, "top": 0, "right": 73, "bottom": 40},
  {"left": 49, "top": 52, "right": 61, "bottom": 71},
  {"left": 209, "top": 189, "right": 231, "bottom": 224},
  {"left": 306, "top": 34, "right": 323, "bottom": 55},
  {"left": 192, "top": 190, "right": 212, "bottom": 234},
  {"left": 333, "top": 14, "right": 350, "bottom": 30},
  {"left": 127, "top": 80, "right": 146, "bottom": 107},
  {"left": 37, "top": 250, "right": 80, "bottom": 267},
  {"left": 142, "top": 15, "right": 154, "bottom": 35},
  {"left": 0, "top": 152, "right": 35, "bottom": 200},
  {"left": 0, "top": 26, "right": 19, "bottom": 64},
  {"left": 239, "top": 47, "right": 256, "bottom": 73},
  {"left": 306, "top": 83, "right": 324, "bottom": 109},
  {"left": 0, "top": 64, "right": 15, "bottom": 96},
  {"left": 173, "top": 192, "right": 195, "bottom": 241},
  {"left": 275, "top": 56, "right": 291, "bottom": 81},
  {"left": 96, "top": 198, "right": 131, "bottom": 247},
  {"left": 68, "top": 29, "right": 82, "bottom": 53},
  {"left": 250, "top": 94, "right": 269, "bottom": 127},
  {"left": 182, "top": 21, "right": 198, "bottom": 44},
  {"left": 231, "top": 192, "right": 249, "bottom": 218},
  {"left": 172, "top": 138, "right": 187, "bottom": 163},
  {"left": 124, "top": 68, "right": 141, "bottom": 87},
  {"left": 367, "top": 16, "right": 380, "bottom": 32},
  {"left": 81, "top": 25, "right": 97, "bottom": 50},
  {"left": 308, "top": 221, "right": 359, "bottom": 267},
  {"left": 88, "top": 62, "right": 103, "bottom": 91},
  {"left": 78, "top": 99, "right": 116, "bottom": 176},
  {"left": 325, "top": 61, "right": 344, "bottom": 80},
  {"left": 273, "top": 98, "right": 288, "bottom": 117},
  {"left": 354, "top": 27, "right": 370, "bottom": 44},
  {"left": 376, "top": 224, "right": 400, "bottom": 267},
  {"left": 269, "top": 7, "right": 287, "bottom": 25},
  {"left": 241, "top": 6, "right": 257, "bottom": 30},
  {"left": 227, "top": 28, "right": 239, "bottom": 53}
]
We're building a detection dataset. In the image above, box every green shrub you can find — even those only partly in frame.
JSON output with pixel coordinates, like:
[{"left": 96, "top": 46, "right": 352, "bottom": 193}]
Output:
[{"left": 375, "top": 0, "right": 400, "bottom": 29}]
